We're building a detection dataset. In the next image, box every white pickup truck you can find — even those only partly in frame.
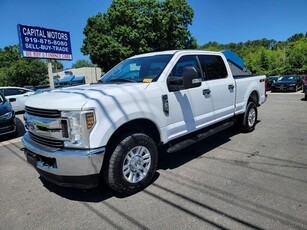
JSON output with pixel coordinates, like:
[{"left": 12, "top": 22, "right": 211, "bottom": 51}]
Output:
[{"left": 22, "top": 50, "right": 266, "bottom": 194}]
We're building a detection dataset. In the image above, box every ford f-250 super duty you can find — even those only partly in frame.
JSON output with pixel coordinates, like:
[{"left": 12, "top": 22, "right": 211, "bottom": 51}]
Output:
[{"left": 22, "top": 50, "right": 267, "bottom": 195}]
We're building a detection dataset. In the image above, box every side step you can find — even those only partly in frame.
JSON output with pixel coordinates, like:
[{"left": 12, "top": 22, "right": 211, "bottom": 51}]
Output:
[{"left": 166, "top": 120, "right": 234, "bottom": 153}]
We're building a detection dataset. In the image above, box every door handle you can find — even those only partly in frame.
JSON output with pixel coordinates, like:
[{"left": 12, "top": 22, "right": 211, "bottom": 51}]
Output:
[
  {"left": 228, "top": 84, "right": 234, "bottom": 90},
  {"left": 203, "top": 89, "right": 211, "bottom": 95}
]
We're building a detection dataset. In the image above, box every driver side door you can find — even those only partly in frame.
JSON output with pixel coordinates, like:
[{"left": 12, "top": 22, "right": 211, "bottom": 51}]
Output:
[{"left": 166, "top": 55, "right": 215, "bottom": 141}]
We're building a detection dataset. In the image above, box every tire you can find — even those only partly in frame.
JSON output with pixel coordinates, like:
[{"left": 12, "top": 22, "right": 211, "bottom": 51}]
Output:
[
  {"left": 238, "top": 101, "right": 258, "bottom": 133},
  {"left": 104, "top": 133, "right": 158, "bottom": 195}
]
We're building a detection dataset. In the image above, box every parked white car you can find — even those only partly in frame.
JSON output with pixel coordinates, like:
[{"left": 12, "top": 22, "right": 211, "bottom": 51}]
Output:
[{"left": 0, "top": 87, "right": 34, "bottom": 112}]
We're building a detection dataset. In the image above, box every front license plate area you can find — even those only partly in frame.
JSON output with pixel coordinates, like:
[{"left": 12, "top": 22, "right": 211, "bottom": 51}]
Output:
[{"left": 25, "top": 150, "right": 37, "bottom": 167}]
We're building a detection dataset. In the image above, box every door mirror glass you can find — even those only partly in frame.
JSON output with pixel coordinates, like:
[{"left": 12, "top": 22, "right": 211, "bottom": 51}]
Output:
[{"left": 182, "top": 66, "right": 202, "bottom": 89}]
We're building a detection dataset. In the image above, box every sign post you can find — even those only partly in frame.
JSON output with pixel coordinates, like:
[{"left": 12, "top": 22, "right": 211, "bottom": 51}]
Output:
[
  {"left": 17, "top": 24, "right": 73, "bottom": 88},
  {"left": 47, "top": 60, "right": 54, "bottom": 89}
]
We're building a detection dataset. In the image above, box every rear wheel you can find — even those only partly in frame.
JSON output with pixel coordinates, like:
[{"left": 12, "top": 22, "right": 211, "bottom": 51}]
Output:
[
  {"left": 104, "top": 133, "right": 158, "bottom": 195},
  {"left": 238, "top": 101, "right": 258, "bottom": 132}
]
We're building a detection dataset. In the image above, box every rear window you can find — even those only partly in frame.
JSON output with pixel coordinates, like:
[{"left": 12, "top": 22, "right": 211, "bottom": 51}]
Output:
[{"left": 198, "top": 55, "right": 228, "bottom": 80}]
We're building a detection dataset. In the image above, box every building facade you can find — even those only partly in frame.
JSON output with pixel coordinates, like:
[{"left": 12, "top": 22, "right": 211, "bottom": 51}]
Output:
[{"left": 54, "top": 67, "right": 102, "bottom": 84}]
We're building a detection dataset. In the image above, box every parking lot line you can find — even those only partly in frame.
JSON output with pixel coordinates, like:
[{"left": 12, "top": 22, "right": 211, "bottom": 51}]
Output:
[{"left": 0, "top": 137, "right": 22, "bottom": 146}]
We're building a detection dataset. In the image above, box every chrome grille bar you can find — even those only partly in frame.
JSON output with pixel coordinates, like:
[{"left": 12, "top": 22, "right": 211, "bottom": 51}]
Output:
[
  {"left": 25, "top": 106, "right": 61, "bottom": 118},
  {"left": 29, "top": 132, "right": 64, "bottom": 148}
]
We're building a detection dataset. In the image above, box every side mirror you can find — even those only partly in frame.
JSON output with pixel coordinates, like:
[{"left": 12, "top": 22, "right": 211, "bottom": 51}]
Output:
[
  {"left": 9, "top": 98, "right": 16, "bottom": 102},
  {"left": 182, "top": 66, "right": 202, "bottom": 89}
]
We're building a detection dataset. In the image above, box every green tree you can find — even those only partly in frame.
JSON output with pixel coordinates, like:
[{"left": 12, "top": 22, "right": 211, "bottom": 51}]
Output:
[
  {"left": 81, "top": 0, "right": 196, "bottom": 71},
  {"left": 72, "top": 59, "right": 96, "bottom": 68},
  {"left": 0, "top": 45, "right": 20, "bottom": 69},
  {"left": 200, "top": 33, "right": 307, "bottom": 75},
  {"left": 285, "top": 38, "right": 307, "bottom": 74},
  {"left": 51, "top": 60, "right": 64, "bottom": 72},
  {"left": 0, "top": 44, "right": 48, "bottom": 87}
]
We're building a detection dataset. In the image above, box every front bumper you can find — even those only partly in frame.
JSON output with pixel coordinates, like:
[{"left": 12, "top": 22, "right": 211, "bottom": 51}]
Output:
[
  {"left": 271, "top": 85, "right": 296, "bottom": 91},
  {"left": 22, "top": 132, "right": 105, "bottom": 188},
  {"left": 0, "top": 117, "right": 16, "bottom": 136}
]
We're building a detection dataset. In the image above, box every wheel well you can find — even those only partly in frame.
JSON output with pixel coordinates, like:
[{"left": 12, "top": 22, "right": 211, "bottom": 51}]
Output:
[
  {"left": 249, "top": 91, "right": 259, "bottom": 106},
  {"left": 107, "top": 119, "right": 161, "bottom": 147}
]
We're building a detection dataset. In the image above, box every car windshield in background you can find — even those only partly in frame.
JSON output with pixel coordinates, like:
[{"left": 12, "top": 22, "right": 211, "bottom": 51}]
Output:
[
  {"left": 100, "top": 54, "right": 173, "bottom": 83},
  {"left": 277, "top": 76, "right": 296, "bottom": 81},
  {"left": 0, "top": 94, "right": 4, "bottom": 103}
]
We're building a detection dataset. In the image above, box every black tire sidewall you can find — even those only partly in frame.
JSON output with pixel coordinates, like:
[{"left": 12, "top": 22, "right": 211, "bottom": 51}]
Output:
[
  {"left": 240, "top": 101, "right": 258, "bottom": 132},
  {"left": 106, "top": 133, "right": 158, "bottom": 195}
]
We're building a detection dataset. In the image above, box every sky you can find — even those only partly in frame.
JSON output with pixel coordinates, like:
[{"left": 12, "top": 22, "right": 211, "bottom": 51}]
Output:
[{"left": 1, "top": 0, "right": 306, "bottom": 69}]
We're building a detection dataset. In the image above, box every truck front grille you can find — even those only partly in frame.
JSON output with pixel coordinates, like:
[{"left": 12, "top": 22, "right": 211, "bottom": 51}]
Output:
[
  {"left": 25, "top": 106, "right": 61, "bottom": 118},
  {"left": 29, "top": 132, "right": 64, "bottom": 148}
]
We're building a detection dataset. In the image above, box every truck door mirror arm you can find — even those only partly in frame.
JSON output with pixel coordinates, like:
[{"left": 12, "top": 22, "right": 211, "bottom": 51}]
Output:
[
  {"left": 167, "top": 76, "right": 183, "bottom": 92},
  {"left": 182, "top": 66, "right": 202, "bottom": 89}
]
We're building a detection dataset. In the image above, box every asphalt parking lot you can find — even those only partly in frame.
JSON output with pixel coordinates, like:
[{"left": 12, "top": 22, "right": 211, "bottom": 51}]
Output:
[{"left": 1, "top": 92, "right": 307, "bottom": 230}]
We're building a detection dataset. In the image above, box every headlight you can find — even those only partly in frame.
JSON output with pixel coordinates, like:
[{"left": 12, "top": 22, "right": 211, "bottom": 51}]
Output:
[
  {"left": 0, "top": 111, "right": 13, "bottom": 120},
  {"left": 289, "top": 84, "right": 296, "bottom": 86},
  {"left": 61, "top": 110, "right": 96, "bottom": 148}
]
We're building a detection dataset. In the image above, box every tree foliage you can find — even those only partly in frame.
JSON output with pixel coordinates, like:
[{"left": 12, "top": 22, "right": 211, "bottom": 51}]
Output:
[
  {"left": 0, "top": 45, "right": 47, "bottom": 87},
  {"left": 51, "top": 60, "right": 64, "bottom": 72},
  {"left": 81, "top": 0, "right": 197, "bottom": 71},
  {"left": 72, "top": 59, "right": 96, "bottom": 68},
  {"left": 200, "top": 34, "right": 307, "bottom": 75}
]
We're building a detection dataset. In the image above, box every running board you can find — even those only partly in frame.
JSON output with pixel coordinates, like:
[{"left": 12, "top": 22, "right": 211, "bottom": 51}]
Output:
[{"left": 166, "top": 121, "right": 234, "bottom": 153}]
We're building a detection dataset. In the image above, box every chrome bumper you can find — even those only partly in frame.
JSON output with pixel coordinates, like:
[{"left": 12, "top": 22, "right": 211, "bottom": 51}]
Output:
[{"left": 22, "top": 132, "right": 105, "bottom": 177}]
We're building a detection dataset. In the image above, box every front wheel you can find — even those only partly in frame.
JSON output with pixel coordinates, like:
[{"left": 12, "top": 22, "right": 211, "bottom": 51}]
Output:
[
  {"left": 104, "top": 133, "right": 158, "bottom": 195},
  {"left": 238, "top": 101, "right": 258, "bottom": 132}
]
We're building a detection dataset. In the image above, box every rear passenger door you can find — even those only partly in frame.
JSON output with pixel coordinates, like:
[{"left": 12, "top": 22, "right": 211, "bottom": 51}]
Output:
[{"left": 198, "top": 55, "right": 236, "bottom": 122}]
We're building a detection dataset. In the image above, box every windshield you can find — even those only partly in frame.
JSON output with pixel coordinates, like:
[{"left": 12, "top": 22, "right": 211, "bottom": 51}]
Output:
[
  {"left": 100, "top": 54, "right": 173, "bottom": 83},
  {"left": 0, "top": 93, "right": 5, "bottom": 103},
  {"left": 277, "top": 76, "right": 296, "bottom": 81}
]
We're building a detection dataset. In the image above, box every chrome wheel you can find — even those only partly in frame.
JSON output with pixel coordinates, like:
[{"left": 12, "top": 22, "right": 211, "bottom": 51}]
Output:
[
  {"left": 122, "top": 146, "right": 151, "bottom": 183},
  {"left": 248, "top": 107, "right": 256, "bottom": 127}
]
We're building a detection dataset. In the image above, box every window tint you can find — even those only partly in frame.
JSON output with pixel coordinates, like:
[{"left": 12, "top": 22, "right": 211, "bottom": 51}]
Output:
[
  {"left": 4, "top": 89, "right": 17, "bottom": 96},
  {"left": 3, "top": 88, "right": 26, "bottom": 96},
  {"left": 198, "top": 55, "right": 228, "bottom": 80},
  {"left": 170, "top": 55, "right": 201, "bottom": 78}
]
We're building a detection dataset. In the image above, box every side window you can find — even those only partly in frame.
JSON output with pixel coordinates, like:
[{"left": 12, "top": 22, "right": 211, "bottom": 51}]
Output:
[
  {"left": 169, "top": 55, "right": 202, "bottom": 79},
  {"left": 198, "top": 55, "right": 228, "bottom": 80},
  {"left": 4, "top": 89, "right": 13, "bottom": 96},
  {"left": 17, "top": 89, "right": 27, "bottom": 95}
]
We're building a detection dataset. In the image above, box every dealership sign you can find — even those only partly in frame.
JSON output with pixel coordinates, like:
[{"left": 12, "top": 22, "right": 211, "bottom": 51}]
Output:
[{"left": 17, "top": 24, "right": 72, "bottom": 60}]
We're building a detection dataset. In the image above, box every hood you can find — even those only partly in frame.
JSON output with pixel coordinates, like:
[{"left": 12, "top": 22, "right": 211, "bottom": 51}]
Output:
[
  {"left": 0, "top": 101, "right": 13, "bottom": 115},
  {"left": 25, "top": 83, "right": 149, "bottom": 111}
]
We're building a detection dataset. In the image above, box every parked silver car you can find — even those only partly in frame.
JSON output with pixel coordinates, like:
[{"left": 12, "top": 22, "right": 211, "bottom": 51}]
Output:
[{"left": 0, "top": 87, "right": 34, "bottom": 112}]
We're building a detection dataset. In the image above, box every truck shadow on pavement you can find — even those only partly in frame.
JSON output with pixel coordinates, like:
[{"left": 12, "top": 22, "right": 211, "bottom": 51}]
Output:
[
  {"left": 158, "top": 127, "right": 239, "bottom": 170},
  {"left": 40, "top": 126, "right": 241, "bottom": 202},
  {"left": 40, "top": 173, "right": 160, "bottom": 202}
]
